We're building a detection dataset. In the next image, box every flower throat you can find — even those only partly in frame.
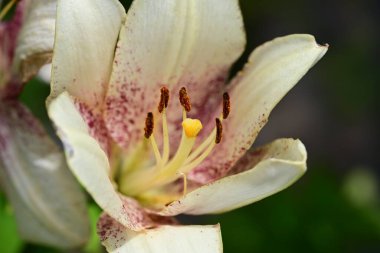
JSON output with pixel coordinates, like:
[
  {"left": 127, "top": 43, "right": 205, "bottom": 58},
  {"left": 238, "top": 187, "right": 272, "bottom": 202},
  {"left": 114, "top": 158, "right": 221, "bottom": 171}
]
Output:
[{"left": 119, "top": 87, "right": 230, "bottom": 197}]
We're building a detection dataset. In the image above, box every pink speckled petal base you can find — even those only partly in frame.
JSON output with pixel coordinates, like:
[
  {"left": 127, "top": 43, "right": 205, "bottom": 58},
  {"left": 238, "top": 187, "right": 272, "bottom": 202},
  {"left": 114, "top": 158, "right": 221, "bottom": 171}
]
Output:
[
  {"left": 98, "top": 212, "right": 222, "bottom": 253},
  {"left": 159, "top": 139, "right": 306, "bottom": 216},
  {"left": 48, "top": 92, "right": 155, "bottom": 231},
  {"left": 189, "top": 34, "right": 328, "bottom": 183},
  {"left": 104, "top": 0, "right": 246, "bottom": 150}
]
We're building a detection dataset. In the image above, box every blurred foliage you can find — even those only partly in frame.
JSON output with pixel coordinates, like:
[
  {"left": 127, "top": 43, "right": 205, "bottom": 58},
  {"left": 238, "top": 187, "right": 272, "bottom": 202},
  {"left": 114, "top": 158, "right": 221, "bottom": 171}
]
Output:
[
  {"left": 0, "top": 195, "right": 23, "bottom": 253},
  {"left": 19, "top": 79, "right": 50, "bottom": 124},
  {"left": 192, "top": 167, "right": 380, "bottom": 253},
  {"left": 83, "top": 204, "right": 103, "bottom": 253},
  {"left": 0, "top": 192, "right": 103, "bottom": 253}
]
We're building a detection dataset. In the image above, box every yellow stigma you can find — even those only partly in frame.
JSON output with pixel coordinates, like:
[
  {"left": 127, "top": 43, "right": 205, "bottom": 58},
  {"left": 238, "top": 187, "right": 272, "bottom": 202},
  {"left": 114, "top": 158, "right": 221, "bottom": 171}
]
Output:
[
  {"left": 182, "top": 118, "right": 203, "bottom": 138},
  {"left": 119, "top": 89, "right": 230, "bottom": 198}
]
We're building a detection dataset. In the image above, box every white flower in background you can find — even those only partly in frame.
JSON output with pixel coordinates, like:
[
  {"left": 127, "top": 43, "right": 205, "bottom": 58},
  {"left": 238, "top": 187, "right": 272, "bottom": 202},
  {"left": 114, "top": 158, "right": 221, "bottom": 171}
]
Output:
[
  {"left": 0, "top": 0, "right": 89, "bottom": 248},
  {"left": 47, "top": 0, "right": 328, "bottom": 252}
]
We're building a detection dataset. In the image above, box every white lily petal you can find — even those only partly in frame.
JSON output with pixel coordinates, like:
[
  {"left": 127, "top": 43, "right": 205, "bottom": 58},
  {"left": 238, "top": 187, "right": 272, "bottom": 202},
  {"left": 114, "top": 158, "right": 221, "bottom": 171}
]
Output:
[
  {"left": 49, "top": 0, "right": 125, "bottom": 107},
  {"left": 190, "top": 34, "right": 327, "bottom": 183},
  {"left": 12, "top": 0, "right": 56, "bottom": 82},
  {"left": 0, "top": 101, "right": 89, "bottom": 248},
  {"left": 98, "top": 213, "right": 222, "bottom": 253},
  {"left": 48, "top": 92, "right": 154, "bottom": 231},
  {"left": 160, "top": 138, "right": 306, "bottom": 215},
  {"left": 104, "top": 0, "right": 245, "bottom": 148},
  {"left": 37, "top": 63, "right": 52, "bottom": 83}
]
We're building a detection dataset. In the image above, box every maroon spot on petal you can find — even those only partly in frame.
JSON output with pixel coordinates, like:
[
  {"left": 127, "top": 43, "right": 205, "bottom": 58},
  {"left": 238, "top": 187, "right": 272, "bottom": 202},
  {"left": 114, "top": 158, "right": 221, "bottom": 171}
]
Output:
[{"left": 74, "top": 100, "right": 111, "bottom": 154}]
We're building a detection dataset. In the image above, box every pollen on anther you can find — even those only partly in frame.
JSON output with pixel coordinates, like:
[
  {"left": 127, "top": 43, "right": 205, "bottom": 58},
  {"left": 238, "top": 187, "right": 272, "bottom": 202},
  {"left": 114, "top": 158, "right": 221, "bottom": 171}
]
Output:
[
  {"left": 144, "top": 112, "right": 154, "bottom": 138},
  {"left": 223, "top": 92, "right": 230, "bottom": 119},
  {"left": 158, "top": 87, "right": 169, "bottom": 113},
  {"left": 215, "top": 118, "right": 223, "bottom": 144},
  {"left": 179, "top": 87, "right": 191, "bottom": 112}
]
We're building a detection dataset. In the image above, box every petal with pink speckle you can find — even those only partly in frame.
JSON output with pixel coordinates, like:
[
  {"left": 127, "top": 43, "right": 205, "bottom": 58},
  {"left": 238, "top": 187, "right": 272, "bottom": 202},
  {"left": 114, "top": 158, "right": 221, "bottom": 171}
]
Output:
[
  {"left": 104, "top": 0, "right": 245, "bottom": 149},
  {"left": 98, "top": 212, "right": 222, "bottom": 253},
  {"left": 48, "top": 92, "right": 155, "bottom": 231},
  {"left": 189, "top": 34, "right": 328, "bottom": 183},
  {"left": 159, "top": 138, "right": 306, "bottom": 216}
]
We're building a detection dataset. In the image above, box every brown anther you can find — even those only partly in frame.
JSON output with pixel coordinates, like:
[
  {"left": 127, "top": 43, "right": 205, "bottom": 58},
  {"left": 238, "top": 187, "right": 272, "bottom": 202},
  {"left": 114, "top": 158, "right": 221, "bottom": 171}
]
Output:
[
  {"left": 222, "top": 92, "right": 230, "bottom": 119},
  {"left": 158, "top": 87, "right": 170, "bottom": 113},
  {"left": 215, "top": 118, "right": 223, "bottom": 144},
  {"left": 179, "top": 87, "right": 191, "bottom": 112},
  {"left": 144, "top": 112, "right": 154, "bottom": 138}
]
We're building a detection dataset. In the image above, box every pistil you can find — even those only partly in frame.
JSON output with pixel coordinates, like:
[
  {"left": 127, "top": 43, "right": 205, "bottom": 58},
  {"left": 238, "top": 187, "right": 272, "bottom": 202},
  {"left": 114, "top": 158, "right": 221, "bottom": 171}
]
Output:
[
  {"left": 155, "top": 118, "right": 202, "bottom": 186},
  {"left": 120, "top": 87, "right": 230, "bottom": 198}
]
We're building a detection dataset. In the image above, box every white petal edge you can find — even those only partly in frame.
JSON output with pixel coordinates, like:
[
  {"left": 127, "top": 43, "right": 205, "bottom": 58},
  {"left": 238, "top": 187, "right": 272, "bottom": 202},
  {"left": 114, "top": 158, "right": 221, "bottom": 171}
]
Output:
[
  {"left": 12, "top": 0, "right": 56, "bottom": 82},
  {"left": 49, "top": 0, "right": 125, "bottom": 107},
  {"left": 190, "top": 34, "right": 327, "bottom": 183},
  {"left": 48, "top": 92, "right": 152, "bottom": 231},
  {"left": 0, "top": 102, "right": 90, "bottom": 248},
  {"left": 98, "top": 214, "right": 222, "bottom": 253},
  {"left": 160, "top": 138, "right": 307, "bottom": 215}
]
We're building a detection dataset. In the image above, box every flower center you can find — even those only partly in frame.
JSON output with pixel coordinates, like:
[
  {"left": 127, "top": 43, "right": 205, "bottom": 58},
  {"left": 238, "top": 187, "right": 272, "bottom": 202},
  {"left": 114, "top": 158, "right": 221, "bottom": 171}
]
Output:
[{"left": 118, "top": 87, "right": 230, "bottom": 198}]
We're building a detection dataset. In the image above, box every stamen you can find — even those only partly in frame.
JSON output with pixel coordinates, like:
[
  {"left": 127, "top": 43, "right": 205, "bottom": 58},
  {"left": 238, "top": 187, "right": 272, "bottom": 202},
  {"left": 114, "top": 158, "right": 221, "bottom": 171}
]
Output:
[
  {"left": 0, "top": 0, "right": 17, "bottom": 20},
  {"left": 179, "top": 87, "right": 191, "bottom": 112},
  {"left": 159, "top": 87, "right": 170, "bottom": 164},
  {"left": 144, "top": 112, "right": 162, "bottom": 165},
  {"left": 215, "top": 118, "right": 223, "bottom": 144},
  {"left": 185, "top": 94, "right": 230, "bottom": 164},
  {"left": 223, "top": 92, "right": 230, "bottom": 119},
  {"left": 184, "top": 129, "right": 215, "bottom": 164},
  {"left": 180, "top": 119, "right": 221, "bottom": 174},
  {"left": 181, "top": 173, "right": 188, "bottom": 196},
  {"left": 155, "top": 128, "right": 197, "bottom": 186},
  {"left": 121, "top": 87, "right": 232, "bottom": 197},
  {"left": 144, "top": 112, "right": 154, "bottom": 138},
  {"left": 161, "top": 111, "right": 170, "bottom": 164},
  {"left": 151, "top": 118, "right": 202, "bottom": 188},
  {"left": 180, "top": 141, "right": 215, "bottom": 174},
  {"left": 158, "top": 87, "right": 169, "bottom": 113}
]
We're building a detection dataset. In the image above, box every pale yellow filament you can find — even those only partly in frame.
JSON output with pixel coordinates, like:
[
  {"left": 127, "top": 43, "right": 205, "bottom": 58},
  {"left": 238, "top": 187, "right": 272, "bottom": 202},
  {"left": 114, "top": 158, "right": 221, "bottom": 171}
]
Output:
[
  {"left": 150, "top": 134, "right": 162, "bottom": 167},
  {"left": 184, "top": 114, "right": 223, "bottom": 164},
  {"left": 0, "top": 0, "right": 17, "bottom": 20},
  {"left": 120, "top": 108, "right": 224, "bottom": 196},
  {"left": 156, "top": 131, "right": 195, "bottom": 182},
  {"left": 181, "top": 173, "right": 187, "bottom": 196},
  {"left": 185, "top": 128, "right": 216, "bottom": 164},
  {"left": 161, "top": 110, "right": 170, "bottom": 165}
]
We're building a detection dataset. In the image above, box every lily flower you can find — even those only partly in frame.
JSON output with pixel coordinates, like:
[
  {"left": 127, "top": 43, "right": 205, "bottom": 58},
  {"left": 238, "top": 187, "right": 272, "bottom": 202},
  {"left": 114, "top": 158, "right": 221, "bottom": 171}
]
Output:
[
  {"left": 0, "top": 0, "right": 90, "bottom": 248},
  {"left": 47, "top": 0, "right": 328, "bottom": 252}
]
